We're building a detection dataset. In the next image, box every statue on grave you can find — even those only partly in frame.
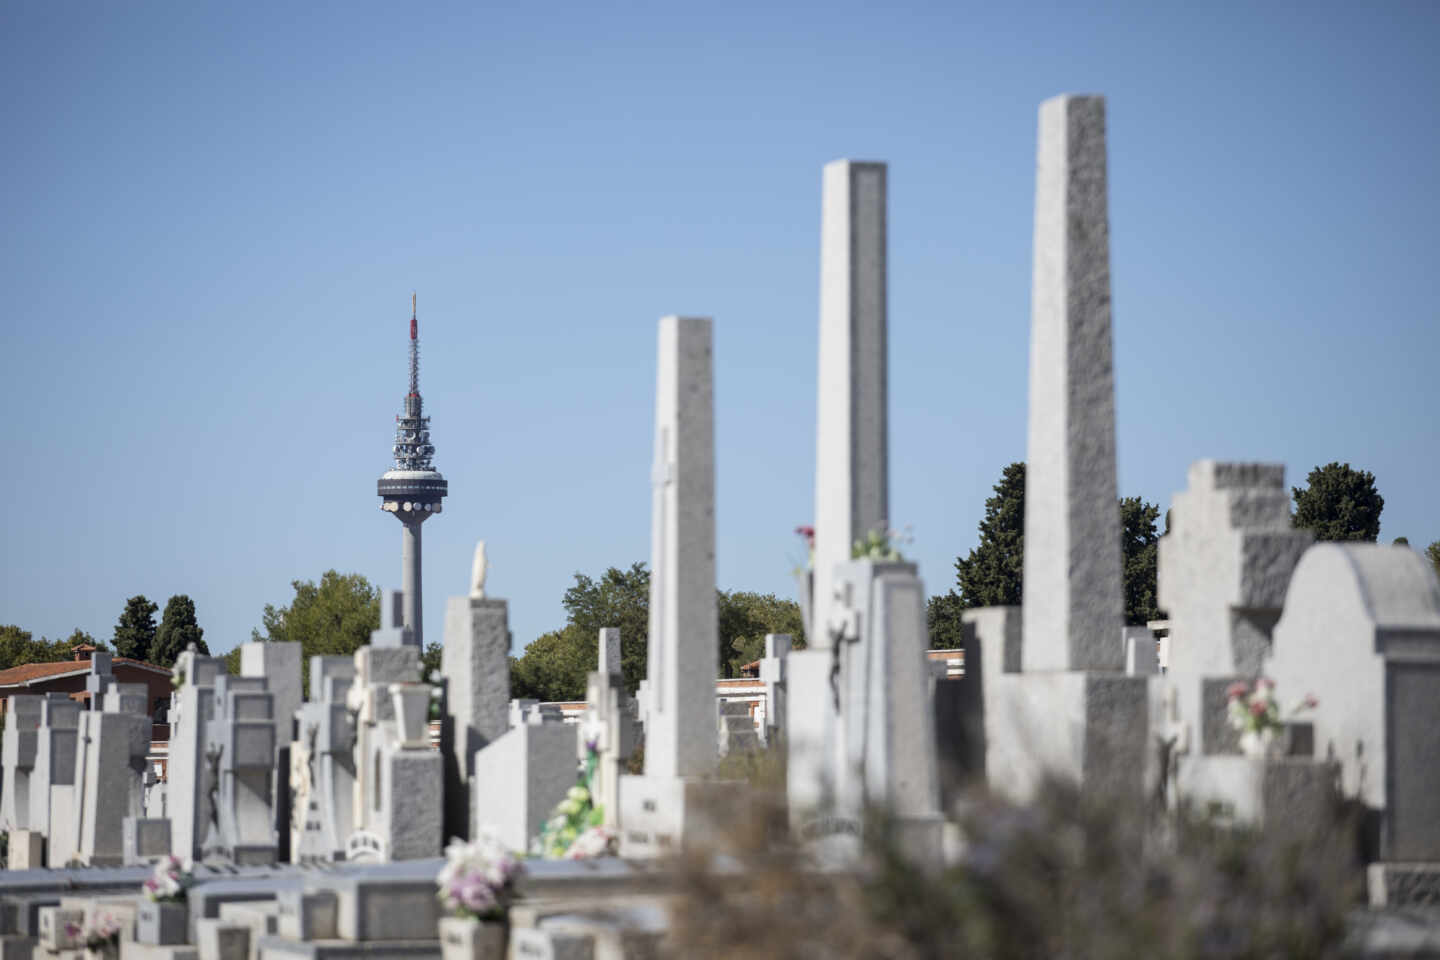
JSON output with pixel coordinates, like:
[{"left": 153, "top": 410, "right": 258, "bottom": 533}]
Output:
[{"left": 469, "top": 539, "right": 488, "bottom": 599}]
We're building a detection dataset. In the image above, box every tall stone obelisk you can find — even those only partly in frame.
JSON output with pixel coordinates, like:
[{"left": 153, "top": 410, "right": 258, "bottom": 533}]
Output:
[{"left": 1022, "top": 95, "right": 1124, "bottom": 673}]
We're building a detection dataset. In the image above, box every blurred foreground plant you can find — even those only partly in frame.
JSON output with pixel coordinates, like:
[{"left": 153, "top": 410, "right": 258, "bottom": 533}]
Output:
[{"left": 668, "top": 764, "right": 1359, "bottom": 959}]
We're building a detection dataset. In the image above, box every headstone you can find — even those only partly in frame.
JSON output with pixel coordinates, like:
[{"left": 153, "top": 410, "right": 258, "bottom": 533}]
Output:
[
  {"left": 1, "top": 695, "right": 43, "bottom": 830},
  {"left": 7, "top": 830, "right": 44, "bottom": 869},
  {"left": 582, "top": 667, "right": 637, "bottom": 827},
  {"left": 813, "top": 159, "right": 888, "bottom": 653},
  {"left": 331, "top": 876, "right": 439, "bottom": 941},
  {"left": 201, "top": 675, "right": 277, "bottom": 864},
  {"left": 346, "top": 640, "right": 440, "bottom": 861},
  {"left": 471, "top": 723, "right": 576, "bottom": 853},
  {"left": 442, "top": 592, "right": 510, "bottom": 840},
  {"left": 1265, "top": 543, "right": 1440, "bottom": 904},
  {"left": 1124, "top": 627, "right": 1158, "bottom": 675},
  {"left": 757, "top": 634, "right": 790, "bottom": 743},
  {"left": 717, "top": 700, "right": 759, "bottom": 757},
  {"left": 290, "top": 657, "right": 355, "bottom": 863},
  {"left": 239, "top": 643, "right": 302, "bottom": 750},
  {"left": 823, "top": 559, "right": 942, "bottom": 860},
  {"left": 195, "top": 918, "right": 250, "bottom": 960},
  {"left": 169, "top": 645, "right": 227, "bottom": 862},
  {"left": 620, "top": 315, "right": 741, "bottom": 857},
  {"left": 122, "top": 817, "right": 171, "bottom": 863},
  {"left": 368, "top": 590, "right": 412, "bottom": 648},
  {"left": 29, "top": 694, "right": 79, "bottom": 843},
  {"left": 275, "top": 889, "right": 338, "bottom": 941},
  {"left": 84, "top": 652, "right": 115, "bottom": 706},
  {"left": 1158, "top": 461, "right": 1313, "bottom": 757},
  {"left": 598, "top": 628, "right": 622, "bottom": 678}
]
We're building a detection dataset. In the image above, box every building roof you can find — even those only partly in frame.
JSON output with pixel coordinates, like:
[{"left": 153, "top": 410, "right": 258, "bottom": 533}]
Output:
[{"left": 0, "top": 657, "right": 172, "bottom": 690}]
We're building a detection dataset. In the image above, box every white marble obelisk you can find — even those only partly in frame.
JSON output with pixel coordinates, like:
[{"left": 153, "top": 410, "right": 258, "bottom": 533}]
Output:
[
  {"left": 812, "top": 160, "right": 888, "bottom": 651},
  {"left": 643, "top": 315, "right": 717, "bottom": 781},
  {"left": 1022, "top": 95, "right": 1124, "bottom": 673}
]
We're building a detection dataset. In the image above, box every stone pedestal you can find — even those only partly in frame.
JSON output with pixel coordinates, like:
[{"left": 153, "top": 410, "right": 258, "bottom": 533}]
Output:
[
  {"left": 137, "top": 902, "right": 188, "bottom": 946},
  {"left": 438, "top": 917, "right": 505, "bottom": 960},
  {"left": 442, "top": 596, "right": 510, "bottom": 842},
  {"left": 7, "top": 829, "right": 44, "bottom": 869},
  {"left": 617, "top": 774, "right": 749, "bottom": 857}
]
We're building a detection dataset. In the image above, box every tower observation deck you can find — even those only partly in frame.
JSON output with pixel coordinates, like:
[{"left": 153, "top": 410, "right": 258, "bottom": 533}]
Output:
[{"left": 377, "top": 294, "right": 447, "bottom": 646}]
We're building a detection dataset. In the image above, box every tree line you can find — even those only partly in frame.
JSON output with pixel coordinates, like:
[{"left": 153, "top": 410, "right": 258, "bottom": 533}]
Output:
[
  {"left": 0, "top": 593, "right": 207, "bottom": 675},
  {"left": 927, "top": 460, "right": 1437, "bottom": 647}
]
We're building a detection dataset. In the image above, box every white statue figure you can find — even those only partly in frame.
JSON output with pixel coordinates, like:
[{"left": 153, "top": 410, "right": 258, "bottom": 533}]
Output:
[{"left": 470, "top": 539, "right": 488, "bottom": 599}]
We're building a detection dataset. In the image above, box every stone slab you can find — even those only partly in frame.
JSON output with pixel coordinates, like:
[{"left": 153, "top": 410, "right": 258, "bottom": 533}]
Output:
[
  {"left": 256, "top": 939, "right": 439, "bottom": 960},
  {"left": 331, "top": 876, "right": 438, "bottom": 942},
  {"left": 123, "top": 819, "right": 172, "bottom": 864},
  {"left": 0, "top": 936, "right": 33, "bottom": 960},
  {"left": 136, "top": 902, "right": 188, "bottom": 946},
  {"left": 471, "top": 724, "right": 575, "bottom": 854},
  {"left": 1368, "top": 863, "right": 1440, "bottom": 909},
  {"left": 196, "top": 919, "right": 251, "bottom": 960},
  {"left": 617, "top": 775, "right": 748, "bottom": 858},
  {"left": 275, "top": 891, "right": 336, "bottom": 942},
  {"left": 121, "top": 943, "right": 199, "bottom": 960}
]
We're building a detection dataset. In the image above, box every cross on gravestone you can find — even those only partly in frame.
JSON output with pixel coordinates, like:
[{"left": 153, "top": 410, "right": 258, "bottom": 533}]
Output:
[
  {"left": 620, "top": 315, "right": 737, "bottom": 858},
  {"left": 757, "top": 634, "right": 791, "bottom": 743},
  {"left": 1157, "top": 461, "right": 1312, "bottom": 758},
  {"left": 1022, "top": 94, "right": 1124, "bottom": 673},
  {"left": 639, "top": 317, "right": 716, "bottom": 782},
  {"left": 1, "top": 694, "right": 44, "bottom": 830}
]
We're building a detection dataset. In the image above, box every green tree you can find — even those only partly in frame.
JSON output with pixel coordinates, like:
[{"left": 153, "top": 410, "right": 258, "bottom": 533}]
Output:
[
  {"left": 717, "top": 590, "right": 805, "bottom": 677},
  {"left": 1428, "top": 541, "right": 1440, "bottom": 582},
  {"left": 1120, "top": 496, "right": 1162, "bottom": 626},
  {"left": 252, "top": 570, "right": 380, "bottom": 696},
  {"left": 420, "top": 643, "right": 443, "bottom": 681},
  {"left": 927, "top": 592, "right": 966, "bottom": 649},
  {"left": 1393, "top": 536, "right": 1410, "bottom": 546},
  {"left": 954, "top": 462, "right": 1026, "bottom": 609},
  {"left": 151, "top": 595, "right": 207, "bottom": 667},
  {"left": 113, "top": 595, "right": 159, "bottom": 662},
  {"left": 1292, "top": 462, "right": 1384, "bottom": 542},
  {"left": 61, "top": 628, "right": 108, "bottom": 654},
  {"left": 511, "top": 563, "right": 650, "bottom": 702}
]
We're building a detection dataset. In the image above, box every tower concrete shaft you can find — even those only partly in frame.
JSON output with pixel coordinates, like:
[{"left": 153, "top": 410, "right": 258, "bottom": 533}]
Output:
[{"left": 378, "top": 294, "right": 446, "bottom": 647}]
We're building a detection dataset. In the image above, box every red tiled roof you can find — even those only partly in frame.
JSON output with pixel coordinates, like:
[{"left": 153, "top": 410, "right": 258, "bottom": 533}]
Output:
[{"left": 0, "top": 657, "right": 172, "bottom": 689}]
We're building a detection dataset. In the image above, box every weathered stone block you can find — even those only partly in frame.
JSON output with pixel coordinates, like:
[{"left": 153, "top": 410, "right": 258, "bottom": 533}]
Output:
[
  {"left": 275, "top": 891, "right": 336, "bottom": 942},
  {"left": 7, "top": 831, "right": 44, "bottom": 870},
  {"left": 136, "top": 902, "right": 187, "bottom": 947},
  {"left": 333, "top": 878, "right": 439, "bottom": 942},
  {"left": 195, "top": 919, "right": 250, "bottom": 960}
]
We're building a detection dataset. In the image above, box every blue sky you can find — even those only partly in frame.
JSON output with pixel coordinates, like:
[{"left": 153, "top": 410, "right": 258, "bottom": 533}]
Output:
[{"left": 3, "top": 2, "right": 1437, "bottom": 659}]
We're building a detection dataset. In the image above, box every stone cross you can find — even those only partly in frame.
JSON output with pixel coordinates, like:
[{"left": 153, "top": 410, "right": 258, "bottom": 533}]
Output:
[
  {"left": 1022, "top": 94, "right": 1124, "bottom": 673},
  {"left": 1, "top": 694, "right": 43, "bottom": 830},
  {"left": 29, "top": 694, "right": 80, "bottom": 856},
  {"left": 641, "top": 316, "right": 717, "bottom": 782},
  {"left": 813, "top": 159, "right": 888, "bottom": 652},
  {"left": 290, "top": 655, "right": 356, "bottom": 863},
  {"left": 757, "top": 634, "right": 791, "bottom": 743},
  {"left": 1158, "top": 461, "right": 1312, "bottom": 758},
  {"left": 168, "top": 644, "right": 227, "bottom": 862}
]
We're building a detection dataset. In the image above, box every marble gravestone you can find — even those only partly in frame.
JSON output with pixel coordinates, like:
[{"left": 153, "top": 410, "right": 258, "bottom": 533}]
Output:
[
  {"left": 1265, "top": 544, "right": 1440, "bottom": 905},
  {"left": 791, "top": 160, "right": 888, "bottom": 826},
  {"left": 757, "top": 634, "right": 790, "bottom": 744},
  {"left": 1156, "top": 461, "right": 1316, "bottom": 818},
  {"left": 290, "top": 655, "right": 356, "bottom": 863},
  {"left": 202, "top": 675, "right": 278, "bottom": 865},
  {"left": 442, "top": 572, "right": 511, "bottom": 842},
  {"left": 984, "top": 95, "right": 1149, "bottom": 805},
  {"left": 169, "top": 645, "right": 228, "bottom": 863},
  {"left": 619, "top": 315, "right": 743, "bottom": 857},
  {"left": 30, "top": 694, "right": 80, "bottom": 865},
  {"left": 68, "top": 685, "right": 152, "bottom": 866},
  {"left": 2, "top": 695, "right": 43, "bottom": 831}
]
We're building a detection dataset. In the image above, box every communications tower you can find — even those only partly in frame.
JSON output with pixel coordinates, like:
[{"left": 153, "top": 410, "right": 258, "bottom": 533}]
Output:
[{"left": 377, "top": 293, "right": 447, "bottom": 647}]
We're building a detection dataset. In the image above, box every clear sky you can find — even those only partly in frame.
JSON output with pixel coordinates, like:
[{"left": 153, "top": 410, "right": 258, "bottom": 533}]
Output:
[{"left": 3, "top": 2, "right": 1437, "bottom": 659}]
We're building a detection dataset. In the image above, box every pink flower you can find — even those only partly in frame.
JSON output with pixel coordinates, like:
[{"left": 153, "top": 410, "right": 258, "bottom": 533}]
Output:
[
  {"left": 794, "top": 525, "right": 815, "bottom": 546},
  {"left": 1225, "top": 681, "right": 1248, "bottom": 701},
  {"left": 1303, "top": 694, "right": 1319, "bottom": 709},
  {"left": 1255, "top": 676, "right": 1275, "bottom": 691},
  {"left": 1249, "top": 699, "right": 1269, "bottom": 717}
]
